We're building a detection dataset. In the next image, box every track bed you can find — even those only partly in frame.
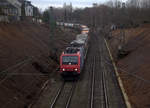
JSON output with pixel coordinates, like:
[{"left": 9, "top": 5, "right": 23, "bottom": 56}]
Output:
[{"left": 32, "top": 31, "right": 126, "bottom": 108}]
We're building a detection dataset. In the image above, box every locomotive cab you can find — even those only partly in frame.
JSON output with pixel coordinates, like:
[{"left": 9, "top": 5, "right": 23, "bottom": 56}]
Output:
[
  {"left": 60, "top": 54, "right": 81, "bottom": 77},
  {"left": 59, "top": 47, "right": 84, "bottom": 78}
]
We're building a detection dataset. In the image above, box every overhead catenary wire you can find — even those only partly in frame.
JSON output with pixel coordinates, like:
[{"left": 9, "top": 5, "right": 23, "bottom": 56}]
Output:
[
  {"left": 0, "top": 52, "right": 50, "bottom": 75},
  {"left": 0, "top": 54, "right": 50, "bottom": 87},
  {"left": 103, "top": 59, "right": 150, "bottom": 84},
  {"left": 102, "top": 35, "right": 150, "bottom": 84}
]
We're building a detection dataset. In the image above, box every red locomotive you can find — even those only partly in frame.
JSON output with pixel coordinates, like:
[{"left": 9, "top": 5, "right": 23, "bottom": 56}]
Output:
[
  {"left": 58, "top": 23, "right": 89, "bottom": 80},
  {"left": 60, "top": 47, "right": 83, "bottom": 78}
]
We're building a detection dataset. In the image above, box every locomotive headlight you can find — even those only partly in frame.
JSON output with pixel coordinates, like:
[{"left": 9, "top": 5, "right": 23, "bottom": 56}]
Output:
[
  {"left": 62, "top": 68, "right": 65, "bottom": 71},
  {"left": 74, "top": 68, "right": 78, "bottom": 71}
]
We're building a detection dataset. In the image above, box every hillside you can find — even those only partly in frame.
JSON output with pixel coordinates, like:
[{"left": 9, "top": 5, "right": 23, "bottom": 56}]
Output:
[
  {"left": 109, "top": 24, "right": 150, "bottom": 108},
  {"left": 0, "top": 22, "right": 77, "bottom": 108}
]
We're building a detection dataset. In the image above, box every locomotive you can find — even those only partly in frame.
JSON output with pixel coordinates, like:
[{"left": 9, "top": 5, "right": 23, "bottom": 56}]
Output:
[{"left": 58, "top": 23, "right": 89, "bottom": 80}]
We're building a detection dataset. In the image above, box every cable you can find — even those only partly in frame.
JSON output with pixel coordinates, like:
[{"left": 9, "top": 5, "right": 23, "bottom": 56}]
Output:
[{"left": 103, "top": 60, "right": 150, "bottom": 84}]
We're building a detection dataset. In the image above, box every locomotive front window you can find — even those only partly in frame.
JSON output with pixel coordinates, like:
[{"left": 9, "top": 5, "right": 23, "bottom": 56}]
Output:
[{"left": 62, "top": 56, "right": 78, "bottom": 65}]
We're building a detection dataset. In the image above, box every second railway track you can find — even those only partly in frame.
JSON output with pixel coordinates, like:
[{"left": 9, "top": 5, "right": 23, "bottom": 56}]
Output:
[
  {"left": 88, "top": 31, "right": 126, "bottom": 108},
  {"left": 89, "top": 52, "right": 110, "bottom": 108}
]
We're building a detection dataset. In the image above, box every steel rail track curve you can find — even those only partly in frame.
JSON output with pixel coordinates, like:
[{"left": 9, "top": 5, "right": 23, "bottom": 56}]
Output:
[
  {"left": 50, "top": 82, "right": 65, "bottom": 108},
  {"left": 90, "top": 56, "right": 95, "bottom": 108},
  {"left": 89, "top": 34, "right": 110, "bottom": 108},
  {"left": 101, "top": 38, "right": 110, "bottom": 108},
  {"left": 102, "top": 62, "right": 109, "bottom": 108},
  {"left": 50, "top": 81, "right": 77, "bottom": 108}
]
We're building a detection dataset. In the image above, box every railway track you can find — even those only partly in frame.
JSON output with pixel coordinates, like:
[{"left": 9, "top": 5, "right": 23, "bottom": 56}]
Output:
[
  {"left": 90, "top": 56, "right": 95, "bottom": 108},
  {"left": 88, "top": 32, "right": 126, "bottom": 108},
  {"left": 101, "top": 56, "right": 109, "bottom": 108},
  {"left": 32, "top": 30, "right": 127, "bottom": 108},
  {"left": 89, "top": 54, "right": 110, "bottom": 108},
  {"left": 50, "top": 81, "right": 77, "bottom": 108}
]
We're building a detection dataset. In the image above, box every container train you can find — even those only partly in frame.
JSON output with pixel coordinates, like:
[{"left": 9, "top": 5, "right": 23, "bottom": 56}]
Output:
[
  {"left": 56, "top": 22, "right": 86, "bottom": 30},
  {"left": 57, "top": 22, "right": 89, "bottom": 80}
]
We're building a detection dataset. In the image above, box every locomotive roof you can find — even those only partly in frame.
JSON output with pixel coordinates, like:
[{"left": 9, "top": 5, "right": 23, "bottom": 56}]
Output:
[
  {"left": 64, "top": 47, "right": 80, "bottom": 54},
  {"left": 76, "top": 34, "right": 88, "bottom": 39},
  {"left": 64, "top": 47, "right": 81, "bottom": 54},
  {"left": 71, "top": 39, "right": 85, "bottom": 44}
]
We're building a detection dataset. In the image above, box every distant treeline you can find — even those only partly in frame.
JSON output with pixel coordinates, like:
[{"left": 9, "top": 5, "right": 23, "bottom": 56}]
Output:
[{"left": 42, "top": 0, "right": 150, "bottom": 28}]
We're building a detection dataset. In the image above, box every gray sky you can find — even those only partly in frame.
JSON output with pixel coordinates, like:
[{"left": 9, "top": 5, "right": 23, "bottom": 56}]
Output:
[
  {"left": 30, "top": 0, "right": 108, "bottom": 10},
  {"left": 30, "top": 0, "right": 127, "bottom": 10}
]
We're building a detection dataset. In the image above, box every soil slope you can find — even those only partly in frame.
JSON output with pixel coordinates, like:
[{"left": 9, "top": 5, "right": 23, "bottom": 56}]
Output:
[
  {"left": 109, "top": 24, "right": 150, "bottom": 108},
  {"left": 0, "top": 22, "right": 77, "bottom": 108}
]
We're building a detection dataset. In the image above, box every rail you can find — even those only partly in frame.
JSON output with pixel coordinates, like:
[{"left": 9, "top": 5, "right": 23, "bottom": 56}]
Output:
[{"left": 50, "top": 81, "right": 77, "bottom": 108}]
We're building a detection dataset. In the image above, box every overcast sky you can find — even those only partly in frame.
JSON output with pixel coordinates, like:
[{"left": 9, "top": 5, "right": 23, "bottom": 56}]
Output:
[
  {"left": 30, "top": 0, "right": 127, "bottom": 10},
  {"left": 30, "top": 0, "right": 108, "bottom": 10}
]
